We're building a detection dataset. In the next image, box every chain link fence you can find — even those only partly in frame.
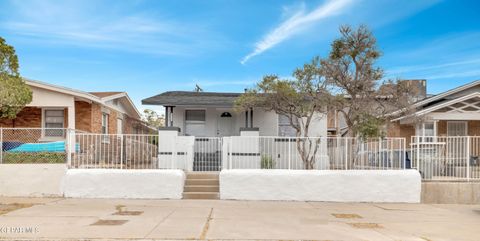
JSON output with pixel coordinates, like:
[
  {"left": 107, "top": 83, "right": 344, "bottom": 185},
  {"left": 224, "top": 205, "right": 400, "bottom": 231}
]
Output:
[{"left": 0, "top": 128, "right": 70, "bottom": 164}]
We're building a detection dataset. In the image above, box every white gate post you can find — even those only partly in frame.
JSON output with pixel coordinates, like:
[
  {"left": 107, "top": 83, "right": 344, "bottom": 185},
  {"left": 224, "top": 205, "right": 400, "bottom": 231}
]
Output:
[
  {"left": 403, "top": 138, "right": 406, "bottom": 169},
  {"left": 228, "top": 137, "right": 233, "bottom": 169},
  {"left": 466, "top": 136, "right": 470, "bottom": 181},
  {"left": 344, "top": 138, "right": 348, "bottom": 170},
  {"left": 120, "top": 135, "right": 124, "bottom": 169},
  {"left": 66, "top": 129, "right": 72, "bottom": 167},
  {"left": 288, "top": 137, "right": 292, "bottom": 170}
]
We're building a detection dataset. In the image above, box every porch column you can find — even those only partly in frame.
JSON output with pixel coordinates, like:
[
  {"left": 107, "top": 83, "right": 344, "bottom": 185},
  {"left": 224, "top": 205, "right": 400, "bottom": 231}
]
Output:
[
  {"left": 164, "top": 106, "right": 169, "bottom": 127},
  {"left": 169, "top": 106, "right": 174, "bottom": 127},
  {"left": 67, "top": 105, "right": 75, "bottom": 130},
  {"left": 249, "top": 108, "right": 253, "bottom": 128}
]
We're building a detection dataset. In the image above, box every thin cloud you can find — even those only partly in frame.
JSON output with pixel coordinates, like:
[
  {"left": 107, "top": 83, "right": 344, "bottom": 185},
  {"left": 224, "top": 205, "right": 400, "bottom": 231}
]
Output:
[
  {"left": 240, "top": 0, "right": 355, "bottom": 65},
  {"left": 1, "top": 0, "right": 225, "bottom": 56}
]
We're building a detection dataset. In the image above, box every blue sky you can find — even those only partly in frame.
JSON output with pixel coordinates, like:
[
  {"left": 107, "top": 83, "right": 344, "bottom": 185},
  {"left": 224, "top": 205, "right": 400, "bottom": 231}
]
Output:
[{"left": 1, "top": 0, "right": 479, "bottom": 112}]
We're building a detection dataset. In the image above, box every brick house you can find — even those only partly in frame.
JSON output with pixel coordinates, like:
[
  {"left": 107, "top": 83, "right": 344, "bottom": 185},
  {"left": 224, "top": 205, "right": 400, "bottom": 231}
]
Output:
[
  {"left": 0, "top": 79, "right": 152, "bottom": 140},
  {"left": 388, "top": 79, "right": 480, "bottom": 145}
]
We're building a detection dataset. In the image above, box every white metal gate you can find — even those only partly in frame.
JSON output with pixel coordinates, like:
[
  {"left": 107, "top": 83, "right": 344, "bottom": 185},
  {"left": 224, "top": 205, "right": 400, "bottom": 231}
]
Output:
[{"left": 193, "top": 137, "right": 223, "bottom": 171}]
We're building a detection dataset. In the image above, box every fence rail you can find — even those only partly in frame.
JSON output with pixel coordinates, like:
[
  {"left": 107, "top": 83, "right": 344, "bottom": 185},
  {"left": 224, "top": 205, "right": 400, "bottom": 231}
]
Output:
[
  {"left": 223, "top": 136, "right": 406, "bottom": 170},
  {"left": 71, "top": 133, "right": 159, "bottom": 169},
  {"left": 411, "top": 136, "right": 480, "bottom": 181},
  {"left": 4, "top": 127, "right": 479, "bottom": 182}
]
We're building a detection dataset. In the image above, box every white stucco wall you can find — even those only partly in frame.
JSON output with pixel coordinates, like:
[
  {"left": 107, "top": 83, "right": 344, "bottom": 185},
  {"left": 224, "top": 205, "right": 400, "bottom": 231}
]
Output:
[
  {"left": 27, "top": 86, "right": 75, "bottom": 108},
  {"left": 220, "top": 169, "right": 421, "bottom": 203},
  {"left": 171, "top": 106, "right": 327, "bottom": 137},
  {"left": 0, "top": 164, "right": 66, "bottom": 197},
  {"left": 62, "top": 169, "right": 185, "bottom": 199}
]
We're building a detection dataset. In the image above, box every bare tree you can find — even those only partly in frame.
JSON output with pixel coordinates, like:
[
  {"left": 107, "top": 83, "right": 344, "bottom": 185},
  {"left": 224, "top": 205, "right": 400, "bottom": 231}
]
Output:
[{"left": 321, "top": 25, "right": 417, "bottom": 138}]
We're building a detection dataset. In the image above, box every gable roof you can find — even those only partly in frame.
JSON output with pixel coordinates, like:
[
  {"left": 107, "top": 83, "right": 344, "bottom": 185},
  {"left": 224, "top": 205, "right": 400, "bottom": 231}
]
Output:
[
  {"left": 392, "top": 79, "right": 480, "bottom": 121},
  {"left": 142, "top": 91, "right": 242, "bottom": 107},
  {"left": 25, "top": 78, "right": 141, "bottom": 119},
  {"left": 411, "top": 79, "right": 480, "bottom": 108},
  {"left": 89, "top": 92, "right": 123, "bottom": 98}
]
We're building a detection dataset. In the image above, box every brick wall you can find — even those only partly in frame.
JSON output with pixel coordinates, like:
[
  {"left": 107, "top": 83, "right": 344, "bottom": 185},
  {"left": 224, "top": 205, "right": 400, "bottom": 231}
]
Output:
[
  {"left": 108, "top": 110, "right": 117, "bottom": 134},
  {"left": 91, "top": 103, "right": 102, "bottom": 134},
  {"left": 387, "top": 121, "right": 415, "bottom": 146},
  {"left": 0, "top": 107, "right": 42, "bottom": 128},
  {"left": 75, "top": 101, "right": 92, "bottom": 132}
]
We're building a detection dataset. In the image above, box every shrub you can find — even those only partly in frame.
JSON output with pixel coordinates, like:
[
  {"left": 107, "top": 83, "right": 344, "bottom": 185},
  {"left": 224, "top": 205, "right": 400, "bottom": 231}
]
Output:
[
  {"left": 261, "top": 154, "right": 275, "bottom": 169},
  {"left": 2, "top": 152, "right": 66, "bottom": 164}
]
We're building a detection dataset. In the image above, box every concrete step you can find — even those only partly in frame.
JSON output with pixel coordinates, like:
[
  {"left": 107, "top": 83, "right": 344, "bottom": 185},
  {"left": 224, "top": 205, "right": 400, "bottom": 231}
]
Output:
[
  {"left": 185, "top": 179, "right": 219, "bottom": 186},
  {"left": 184, "top": 185, "right": 219, "bottom": 192},
  {"left": 186, "top": 172, "right": 219, "bottom": 180},
  {"left": 183, "top": 192, "right": 219, "bottom": 200}
]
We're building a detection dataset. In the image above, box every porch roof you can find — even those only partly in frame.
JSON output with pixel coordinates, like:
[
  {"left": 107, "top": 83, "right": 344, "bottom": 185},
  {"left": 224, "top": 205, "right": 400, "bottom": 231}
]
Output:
[{"left": 142, "top": 91, "right": 242, "bottom": 107}]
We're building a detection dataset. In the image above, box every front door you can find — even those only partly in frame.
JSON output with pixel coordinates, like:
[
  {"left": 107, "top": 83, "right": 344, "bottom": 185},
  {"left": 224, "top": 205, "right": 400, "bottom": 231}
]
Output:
[{"left": 216, "top": 111, "right": 233, "bottom": 137}]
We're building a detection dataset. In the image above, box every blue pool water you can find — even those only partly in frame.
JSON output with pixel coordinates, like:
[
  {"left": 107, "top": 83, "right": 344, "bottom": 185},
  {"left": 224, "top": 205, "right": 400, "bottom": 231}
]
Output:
[{"left": 8, "top": 141, "right": 79, "bottom": 152}]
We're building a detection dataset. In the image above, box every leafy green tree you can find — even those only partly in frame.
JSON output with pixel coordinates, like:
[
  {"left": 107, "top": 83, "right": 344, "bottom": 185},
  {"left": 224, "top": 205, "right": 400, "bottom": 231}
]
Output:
[
  {"left": 235, "top": 58, "right": 329, "bottom": 169},
  {"left": 0, "top": 37, "right": 32, "bottom": 119},
  {"left": 142, "top": 109, "right": 164, "bottom": 128}
]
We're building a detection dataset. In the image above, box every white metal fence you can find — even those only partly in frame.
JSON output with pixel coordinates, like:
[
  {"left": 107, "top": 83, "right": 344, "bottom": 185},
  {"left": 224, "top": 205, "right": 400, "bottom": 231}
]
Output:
[
  {"left": 411, "top": 136, "right": 480, "bottom": 181},
  {"left": 71, "top": 133, "right": 159, "bottom": 169},
  {"left": 223, "top": 136, "right": 406, "bottom": 170}
]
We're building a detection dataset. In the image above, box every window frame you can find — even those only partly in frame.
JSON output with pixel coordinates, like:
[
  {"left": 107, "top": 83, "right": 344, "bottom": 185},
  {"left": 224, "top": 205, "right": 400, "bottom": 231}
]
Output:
[
  {"left": 41, "top": 108, "right": 65, "bottom": 138},
  {"left": 102, "top": 113, "right": 109, "bottom": 135},
  {"left": 184, "top": 109, "right": 207, "bottom": 136},
  {"left": 447, "top": 121, "right": 468, "bottom": 136}
]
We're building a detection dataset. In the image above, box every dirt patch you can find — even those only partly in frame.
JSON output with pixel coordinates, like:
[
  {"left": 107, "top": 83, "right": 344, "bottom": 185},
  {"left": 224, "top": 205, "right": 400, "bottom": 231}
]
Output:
[
  {"left": 0, "top": 203, "right": 34, "bottom": 215},
  {"left": 91, "top": 219, "right": 128, "bottom": 226},
  {"left": 113, "top": 210, "right": 144, "bottom": 216},
  {"left": 348, "top": 223, "right": 383, "bottom": 229},
  {"left": 113, "top": 204, "right": 143, "bottom": 216},
  {"left": 332, "top": 213, "right": 362, "bottom": 219}
]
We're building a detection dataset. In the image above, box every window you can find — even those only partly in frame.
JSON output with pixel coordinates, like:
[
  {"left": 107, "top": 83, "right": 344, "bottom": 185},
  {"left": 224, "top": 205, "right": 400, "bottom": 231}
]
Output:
[
  {"left": 416, "top": 122, "right": 436, "bottom": 142},
  {"left": 278, "top": 114, "right": 298, "bottom": 137},
  {"left": 447, "top": 121, "right": 467, "bottom": 136},
  {"left": 117, "top": 118, "right": 123, "bottom": 134},
  {"left": 185, "top": 110, "right": 206, "bottom": 122},
  {"left": 102, "top": 113, "right": 109, "bottom": 134},
  {"left": 185, "top": 110, "right": 206, "bottom": 136},
  {"left": 43, "top": 109, "right": 64, "bottom": 137}
]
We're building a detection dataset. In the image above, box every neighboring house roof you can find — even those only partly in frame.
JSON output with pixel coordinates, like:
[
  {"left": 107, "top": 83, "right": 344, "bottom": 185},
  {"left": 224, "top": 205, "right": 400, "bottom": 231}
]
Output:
[
  {"left": 392, "top": 79, "right": 480, "bottom": 121},
  {"left": 142, "top": 91, "right": 242, "bottom": 107},
  {"left": 89, "top": 92, "right": 123, "bottom": 98},
  {"left": 24, "top": 78, "right": 142, "bottom": 119},
  {"left": 409, "top": 79, "right": 480, "bottom": 109}
]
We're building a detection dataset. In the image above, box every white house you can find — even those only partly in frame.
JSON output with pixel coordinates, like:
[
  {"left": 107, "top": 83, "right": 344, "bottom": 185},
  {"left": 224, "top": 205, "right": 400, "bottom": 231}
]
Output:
[{"left": 142, "top": 91, "right": 327, "bottom": 137}]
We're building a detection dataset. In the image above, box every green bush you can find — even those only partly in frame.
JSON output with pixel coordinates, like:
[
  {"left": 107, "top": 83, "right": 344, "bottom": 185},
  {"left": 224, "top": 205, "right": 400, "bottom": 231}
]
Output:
[
  {"left": 261, "top": 154, "right": 275, "bottom": 169},
  {"left": 2, "top": 152, "right": 66, "bottom": 164}
]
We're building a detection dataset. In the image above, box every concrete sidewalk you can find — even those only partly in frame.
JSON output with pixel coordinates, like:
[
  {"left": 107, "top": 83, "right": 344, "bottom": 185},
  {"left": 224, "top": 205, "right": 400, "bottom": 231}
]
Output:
[{"left": 0, "top": 197, "right": 478, "bottom": 240}]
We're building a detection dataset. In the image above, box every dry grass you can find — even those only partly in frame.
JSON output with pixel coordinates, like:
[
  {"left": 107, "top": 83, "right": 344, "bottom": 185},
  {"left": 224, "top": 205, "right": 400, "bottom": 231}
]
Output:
[
  {"left": 331, "top": 213, "right": 363, "bottom": 219},
  {"left": 113, "top": 204, "right": 143, "bottom": 216},
  {"left": 0, "top": 203, "right": 34, "bottom": 215},
  {"left": 113, "top": 210, "right": 144, "bottom": 216},
  {"left": 91, "top": 219, "right": 128, "bottom": 226},
  {"left": 348, "top": 223, "right": 383, "bottom": 229}
]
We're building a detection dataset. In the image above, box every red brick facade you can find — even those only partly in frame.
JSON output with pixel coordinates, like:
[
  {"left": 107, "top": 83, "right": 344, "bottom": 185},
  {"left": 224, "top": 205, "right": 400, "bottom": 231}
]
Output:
[{"left": 0, "top": 101, "right": 150, "bottom": 134}]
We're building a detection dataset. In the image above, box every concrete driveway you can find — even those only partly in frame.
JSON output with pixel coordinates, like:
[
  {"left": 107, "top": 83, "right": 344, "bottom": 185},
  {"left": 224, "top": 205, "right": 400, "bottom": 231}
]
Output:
[{"left": 0, "top": 197, "right": 478, "bottom": 241}]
